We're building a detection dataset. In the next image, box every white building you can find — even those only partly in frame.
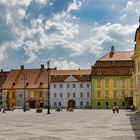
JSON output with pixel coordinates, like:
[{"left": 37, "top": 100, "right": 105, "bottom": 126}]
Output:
[{"left": 50, "top": 70, "right": 91, "bottom": 109}]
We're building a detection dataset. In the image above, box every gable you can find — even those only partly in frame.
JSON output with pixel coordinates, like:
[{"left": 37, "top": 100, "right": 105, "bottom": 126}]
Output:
[{"left": 64, "top": 75, "right": 78, "bottom": 82}]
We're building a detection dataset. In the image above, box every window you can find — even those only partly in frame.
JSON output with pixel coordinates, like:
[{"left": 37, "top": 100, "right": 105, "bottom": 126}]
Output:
[
  {"left": 130, "top": 90, "right": 133, "bottom": 97},
  {"left": 97, "top": 79, "right": 101, "bottom": 88},
  {"left": 80, "top": 101, "right": 83, "bottom": 106},
  {"left": 67, "top": 84, "right": 70, "bottom": 88},
  {"left": 73, "top": 92, "right": 75, "bottom": 97},
  {"left": 19, "top": 94, "right": 22, "bottom": 97},
  {"left": 73, "top": 84, "right": 76, "bottom": 88},
  {"left": 54, "top": 93, "right": 57, "bottom": 97},
  {"left": 106, "top": 102, "right": 109, "bottom": 106},
  {"left": 97, "top": 69, "right": 102, "bottom": 75},
  {"left": 86, "top": 102, "right": 89, "bottom": 106},
  {"left": 58, "top": 102, "right": 61, "bottom": 106},
  {"left": 97, "top": 102, "right": 100, "bottom": 106},
  {"left": 87, "top": 83, "right": 90, "bottom": 88},
  {"left": 105, "top": 90, "right": 109, "bottom": 98},
  {"left": 80, "top": 84, "right": 83, "bottom": 88},
  {"left": 122, "top": 79, "right": 125, "bottom": 88},
  {"left": 60, "top": 93, "right": 63, "bottom": 97},
  {"left": 113, "top": 90, "right": 117, "bottom": 98},
  {"left": 106, "top": 79, "right": 109, "bottom": 88},
  {"left": 130, "top": 79, "right": 133, "bottom": 88},
  {"left": 87, "top": 92, "right": 90, "bottom": 97},
  {"left": 80, "top": 92, "right": 83, "bottom": 97},
  {"left": 122, "top": 102, "right": 125, "bottom": 106},
  {"left": 97, "top": 91, "right": 101, "bottom": 97},
  {"left": 67, "top": 93, "right": 70, "bottom": 97},
  {"left": 54, "top": 102, "right": 57, "bottom": 107},
  {"left": 114, "top": 102, "right": 117, "bottom": 106},
  {"left": 113, "top": 79, "right": 117, "bottom": 88},
  {"left": 60, "top": 84, "right": 63, "bottom": 88},
  {"left": 54, "top": 84, "right": 56, "bottom": 88},
  {"left": 122, "top": 90, "right": 125, "bottom": 97}
]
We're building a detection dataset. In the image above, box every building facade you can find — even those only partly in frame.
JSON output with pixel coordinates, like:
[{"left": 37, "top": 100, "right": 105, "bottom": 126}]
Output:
[
  {"left": 50, "top": 70, "right": 91, "bottom": 109},
  {"left": 2, "top": 65, "right": 49, "bottom": 109},
  {"left": 91, "top": 47, "right": 134, "bottom": 109},
  {"left": 132, "top": 21, "right": 140, "bottom": 110}
]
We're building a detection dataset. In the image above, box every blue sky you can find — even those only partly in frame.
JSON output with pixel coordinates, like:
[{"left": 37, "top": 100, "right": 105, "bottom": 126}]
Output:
[{"left": 0, "top": 0, "right": 140, "bottom": 70}]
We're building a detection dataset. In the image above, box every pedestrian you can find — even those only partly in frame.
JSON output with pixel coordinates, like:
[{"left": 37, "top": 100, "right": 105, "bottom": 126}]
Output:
[
  {"left": 116, "top": 106, "right": 119, "bottom": 113},
  {"left": 112, "top": 106, "right": 115, "bottom": 113}
]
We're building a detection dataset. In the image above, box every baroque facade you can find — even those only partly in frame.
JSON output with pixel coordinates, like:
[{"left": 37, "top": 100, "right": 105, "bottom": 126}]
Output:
[{"left": 91, "top": 46, "right": 134, "bottom": 109}]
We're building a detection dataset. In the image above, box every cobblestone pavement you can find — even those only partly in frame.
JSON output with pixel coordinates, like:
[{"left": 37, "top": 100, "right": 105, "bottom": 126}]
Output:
[{"left": 0, "top": 109, "right": 140, "bottom": 140}]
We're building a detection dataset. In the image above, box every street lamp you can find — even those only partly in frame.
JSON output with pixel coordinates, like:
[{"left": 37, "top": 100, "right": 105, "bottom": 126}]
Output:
[
  {"left": 47, "top": 60, "right": 50, "bottom": 114},
  {"left": 22, "top": 73, "right": 27, "bottom": 112}
]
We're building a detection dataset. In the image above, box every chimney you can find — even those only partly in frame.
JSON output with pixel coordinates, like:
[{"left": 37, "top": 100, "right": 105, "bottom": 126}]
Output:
[
  {"left": 41, "top": 64, "right": 44, "bottom": 69},
  {"left": 1, "top": 69, "right": 3, "bottom": 72},
  {"left": 20, "top": 65, "right": 24, "bottom": 70},
  {"left": 110, "top": 46, "right": 114, "bottom": 58}
]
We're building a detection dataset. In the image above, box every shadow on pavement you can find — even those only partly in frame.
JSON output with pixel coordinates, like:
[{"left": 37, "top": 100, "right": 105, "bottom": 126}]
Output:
[{"left": 127, "top": 111, "right": 140, "bottom": 140}]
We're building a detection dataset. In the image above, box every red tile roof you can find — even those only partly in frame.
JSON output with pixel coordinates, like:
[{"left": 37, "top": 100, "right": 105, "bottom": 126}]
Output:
[{"left": 99, "top": 51, "right": 134, "bottom": 61}]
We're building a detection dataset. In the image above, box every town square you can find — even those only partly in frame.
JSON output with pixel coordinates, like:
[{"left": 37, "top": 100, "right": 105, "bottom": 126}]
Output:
[
  {"left": 0, "top": 109, "right": 140, "bottom": 140},
  {"left": 0, "top": 0, "right": 140, "bottom": 140}
]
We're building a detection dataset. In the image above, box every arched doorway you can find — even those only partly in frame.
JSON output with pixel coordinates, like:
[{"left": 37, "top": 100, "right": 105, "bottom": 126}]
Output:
[{"left": 68, "top": 100, "right": 76, "bottom": 109}]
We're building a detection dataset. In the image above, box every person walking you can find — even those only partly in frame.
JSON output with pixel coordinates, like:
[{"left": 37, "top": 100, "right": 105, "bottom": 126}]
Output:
[
  {"left": 116, "top": 106, "right": 119, "bottom": 113},
  {"left": 112, "top": 106, "right": 115, "bottom": 113}
]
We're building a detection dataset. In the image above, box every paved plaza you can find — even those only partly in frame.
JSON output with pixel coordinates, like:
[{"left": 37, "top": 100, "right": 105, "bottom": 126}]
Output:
[{"left": 0, "top": 109, "right": 140, "bottom": 140}]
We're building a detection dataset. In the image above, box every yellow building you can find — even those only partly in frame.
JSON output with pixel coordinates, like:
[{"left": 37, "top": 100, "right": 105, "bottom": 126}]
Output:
[
  {"left": 91, "top": 46, "right": 134, "bottom": 109},
  {"left": 2, "top": 65, "right": 49, "bottom": 109},
  {"left": 132, "top": 20, "right": 140, "bottom": 110}
]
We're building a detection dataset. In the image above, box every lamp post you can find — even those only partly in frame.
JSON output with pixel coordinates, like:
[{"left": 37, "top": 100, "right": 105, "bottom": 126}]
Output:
[
  {"left": 47, "top": 60, "right": 50, "bottom": 114},
  {"left": 22, "top": 73, "right": 27, "bottom": 112}
]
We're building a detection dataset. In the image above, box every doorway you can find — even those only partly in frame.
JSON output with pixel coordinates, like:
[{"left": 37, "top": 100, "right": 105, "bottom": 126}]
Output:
[{"left": 68, "top": 100, "right": 76, "bottom": 109}]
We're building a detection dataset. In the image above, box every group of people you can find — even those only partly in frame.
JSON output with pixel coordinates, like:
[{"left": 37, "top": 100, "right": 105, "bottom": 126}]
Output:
[{"left": 112, "top": 106, "right": 119, "bottom": 113}]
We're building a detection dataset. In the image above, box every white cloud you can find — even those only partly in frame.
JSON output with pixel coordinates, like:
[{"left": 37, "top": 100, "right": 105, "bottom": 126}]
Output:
[{"left": 51, "top": 59, "right": 80, "bottom": 70}]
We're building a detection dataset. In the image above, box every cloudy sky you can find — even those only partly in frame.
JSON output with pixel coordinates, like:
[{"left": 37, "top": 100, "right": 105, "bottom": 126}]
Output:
[{"left": 0, "top": 0, "right": 140, "bottom": 70}]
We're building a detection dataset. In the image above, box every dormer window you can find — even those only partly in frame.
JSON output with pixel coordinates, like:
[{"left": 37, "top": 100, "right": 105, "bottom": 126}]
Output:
[
  {"left": 12, "top": 82, "right": 15, "bottom": 86},
  {"left": 97, "top": 69, "right": 102, "bottom": 75},
  {"left": 40, "top": 82, "right": 43, "bottom": 86}
]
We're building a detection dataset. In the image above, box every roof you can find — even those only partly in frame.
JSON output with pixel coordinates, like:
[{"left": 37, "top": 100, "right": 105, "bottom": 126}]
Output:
[
  {"left": 99, "top": 51, "right": 134, "bottom": 61},
  {"left": 2, "top": 68, "right": 49, "bottom": 89},
  {"left": 51, "top": 70, "right": 91, "bottom": 82},
  {"left": 51, "top": 70, "right": 91, "bottom": 75}
]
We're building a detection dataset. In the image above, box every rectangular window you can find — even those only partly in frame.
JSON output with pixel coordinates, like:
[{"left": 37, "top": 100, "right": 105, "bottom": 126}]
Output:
[
  {"left": 73, "top": 84, "right": 76, "bottom": 88},
  {"left": 60, "top": 84, "right": 63, "bottom": 88},
  {"left": 54, "top": 102, "right": 57, "bottom": 107},
  {"left": 54, "top": 84, "right": 56, "bottom": 88},
  {"left": 80, "top": 84, "right": 83, "bottom": 88},
  {"left": 39, "top": 91, "right": 42, "bottom": 97},
  {"left": 106, "top": 79, "right": 109, "bottom": 88},
  {"left": 58, "top": 102, "right": 61, "bottom": 106},
  {"left": 113, "top": 90, "right": 117, "bottom": 98},
  {"left": 80, "top": 101, "right": 83, "bottom": 106},
  {"left": 67, "top": 93, "right": 70, "bottom": 97},
  {"left": 114, "top": 102, "right": 117, "bottom": 106},
  {"left": 67, "top": 84, "right": 70, "bottom": 88},
  {"left": 73, "top": 92, "right": 75, "bottom": 97},
  {"left": 130, "top": 90, "right": 133, "bottom": 97},
  {"left": 122, "top": 79, "right": 125, "bottom": 88},
  {"left": 80, "top": 92, "right": 83, "bottom": 97},
  {"left": 113, "top": 79, "right": 117, "bottom": 88},
  {"left": 122, "top": 102, "right": 125, "bottom": 106},
  {"left": 87, "top": 83, "right": 90, "bottom": 88},
  {"left": 97, "top": 79, "right": 101, "bottom": 88},
  {"left": 122, "top": 90, "right": 125, "bottom": 97},
  {"left": 60, "top": 93, "right": 63, "bottom": 97},
  {"left": 106, "top": 102, "right": 109, "bottom": 106},
  {"left": 54, "top": 93, "right": 57, "bottom": 97},
  {"left": 87, "top": 92, "right": 90, "bottom": 97},
  {"left": 97, "top": 91, "right": 101, "bottom": 97},
  {"left": 130, "top": 79, "right": 133, "bottom": 88},
  {"left": 86, "top": 102, "right": 89, "bottom": 106},
  {"left": 97, "top": 102, "right": 100, "bottom": 106},
  {"left": 105, "top": 90, "right": 109, "bottom": 98}
]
